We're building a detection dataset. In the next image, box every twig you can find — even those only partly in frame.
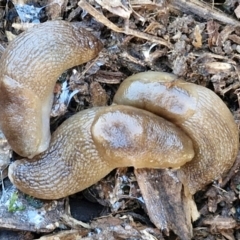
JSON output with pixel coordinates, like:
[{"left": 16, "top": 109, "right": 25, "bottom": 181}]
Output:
[
  {"left": 78, "top": 0, "right": 171, "bottom": 48},
  {"left": 169, "top": 0, "right": 240, "bottom": 26}
]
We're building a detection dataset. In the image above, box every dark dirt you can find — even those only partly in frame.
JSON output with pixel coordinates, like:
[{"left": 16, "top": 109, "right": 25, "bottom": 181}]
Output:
[{"left": 1, "top": 0, "right": 240, "bottom": 239}]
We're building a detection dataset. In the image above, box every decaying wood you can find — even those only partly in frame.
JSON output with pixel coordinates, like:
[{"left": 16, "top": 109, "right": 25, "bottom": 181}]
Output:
[
  {"left": 169, "top": 0, "right": 240, "bottom": 26},
  {"left": 36, "top": 216, "right": 164, "bottom": 239},
  {"left": 78, "top": 0, "right": 171, "bottom": 48},
  {"left": 134, "top": 169, "right": 195, "bottom": 240}
]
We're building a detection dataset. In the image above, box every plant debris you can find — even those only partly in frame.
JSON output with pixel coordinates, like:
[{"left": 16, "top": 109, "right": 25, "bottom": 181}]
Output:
[{"left": 1, "top": 0, "right": 240, "bottom": 239}]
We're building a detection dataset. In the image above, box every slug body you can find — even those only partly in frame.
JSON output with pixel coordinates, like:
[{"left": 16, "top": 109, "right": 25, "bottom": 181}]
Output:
[
  {"left": 114, "top": 71, "right": 239, "bottom": 194},
  {"left": 0, "top": 20, "right": 103, "bottom": 158},
  {"left": 9, "top": 105, "right": 195, "bottom": 199},
  {"left": 8, "top": 71, "right": 239, "bottom": 199}
]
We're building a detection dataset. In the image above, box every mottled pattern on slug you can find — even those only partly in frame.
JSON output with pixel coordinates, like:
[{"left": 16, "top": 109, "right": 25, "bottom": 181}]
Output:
[
  {"left": 6, "top": 65, "right": 239, "bottom": 199},
  {"left": 113, "top": 71, "right": 239, "bottom": 194},
  {"left": 9, "top": 108, "right": 112, "bottom": 199},
  {"left": 9, "top": 105, "right": 195, "bottom": 199},
  {"left": 0, "top": 20, "right": 103, "bottom": 158},
  {"left": 179, "top": 88, "right": 238, "bottom": 193},
  {"left": 92, "top": 105, "right": 194, "bottom": 169}
]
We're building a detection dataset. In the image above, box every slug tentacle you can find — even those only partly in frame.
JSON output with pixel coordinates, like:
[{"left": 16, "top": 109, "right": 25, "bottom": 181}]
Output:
[{"left": 0, "top": 20, "right": 103, "bottom": 158}]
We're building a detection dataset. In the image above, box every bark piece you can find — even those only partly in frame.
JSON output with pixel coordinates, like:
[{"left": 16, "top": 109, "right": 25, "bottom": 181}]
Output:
[
  {"left": 135, "top": 168, "right": 194, "bottom": 239},
  {"left": 169, "top": 0, "right": 240, "bottom": 26}
]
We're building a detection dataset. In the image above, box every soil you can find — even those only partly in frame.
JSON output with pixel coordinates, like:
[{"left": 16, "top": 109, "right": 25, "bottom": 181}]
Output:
[{"left": 0, "top": 0, "right": 240, "bottom": 239}]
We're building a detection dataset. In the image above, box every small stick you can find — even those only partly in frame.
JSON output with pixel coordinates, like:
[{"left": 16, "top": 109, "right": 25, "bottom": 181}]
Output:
[
  {"left": 78, "top": 0, "right": 172, "bottom": 48},
  {"left": 169, "top": 0, "right": 240, "bottom": 26}
]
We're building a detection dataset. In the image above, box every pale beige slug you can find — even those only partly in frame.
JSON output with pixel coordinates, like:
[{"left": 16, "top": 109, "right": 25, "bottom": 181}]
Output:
[
  {"left": 0, "top": 20, "right": 103, "bottom": 158},
  {"left": 0, "top": 20, "right": 237, "bottom": 199},
  {"left": 7, "top": 71, "right": 239, "bottom": 199},
  {"left": 9, "top": 105, "right": 195, "bottom": 199},
  {"left": 113, "top": 71, "right": 239, "bottom": 194}
]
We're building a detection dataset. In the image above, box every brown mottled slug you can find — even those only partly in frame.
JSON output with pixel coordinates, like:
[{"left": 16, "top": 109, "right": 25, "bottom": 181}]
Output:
[
  {"left": 1, "top": 20, "right": 238, "bottom": 199},
  {"left": 0, "top": 20, "right": 103, "bottom": 158},
  {"left": 8, "top": 71, "right": 239, "bottom": 199},
  {"left": 114, "top": 71, "right": 239, "bottom": 194},
  {"left": 9, "top": 105, "right": 195, "bottom": 199}
]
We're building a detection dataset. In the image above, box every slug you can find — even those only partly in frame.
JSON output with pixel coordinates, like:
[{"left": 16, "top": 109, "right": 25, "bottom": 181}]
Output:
[
  {"left": 113, "top": 71, "right": 239, "bottom": 194},
  {"left": 9, "top": 105, "right": 195, "bottom": 199},
  {"left": 8, "top": 71, "right": 239, "bottom": 199},
  {"left": 0, "top": 20, "right": 103, "bottom": 158}
]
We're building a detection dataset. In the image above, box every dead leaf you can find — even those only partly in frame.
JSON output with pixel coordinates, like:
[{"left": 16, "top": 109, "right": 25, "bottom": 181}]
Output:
[
  {"left": 204, "top": 62, "right": 233, "bottom": 74},
  {"left": 207, "top": 20, "right": 220, "bottom": 47},
  {"left": 95, "top": 0, "right": 132, "bottom": 19},
  {"left": 203, "top": 216, "right": 236, "bottom": 231},
  {"left": 192, "top": 25, "right": 202, "bottom": 48},
  {"left": 90, "top": 82, "right": 108, "bottom": 107},
  {"left": 234, "top": 5, "right": 240, "bottom": 18}
]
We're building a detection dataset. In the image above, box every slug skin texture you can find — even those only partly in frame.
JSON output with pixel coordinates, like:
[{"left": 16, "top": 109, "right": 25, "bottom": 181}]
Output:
[
  {"left": 1, "top": 21, "right": 237, "bottom": 199},
  {"left": 0, "top": 20, "right": 103, "bottom": 158}
]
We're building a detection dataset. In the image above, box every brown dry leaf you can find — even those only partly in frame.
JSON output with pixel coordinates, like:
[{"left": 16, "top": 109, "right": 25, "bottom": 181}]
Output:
[
  {"left": 204, "top": 62, "right": 233, "bottom": 74},
  {"left": 47, "top": 0, "right": 68, "bottom": 20},
  {"left": 234, "top": 5, "right": 240, "bottom": 18},
  {"left": 89, "top": 81, "right": 108, "bottom": 107},
  {"left": 207, "top": 20, "right": 220, "bottom": 47},
  {"left": 78, "top": 0, "right": 171, "bottom": 47},
  {"left": 95, "top": 0, "right": 132, "bottom": 19},
  {"left": 93, "top": 70, "right": 124, "bottom": 84},
  {"left": 216, "top": 25, "right": 235, "bottom": 46},
  {"left": 192, "top": 25, "right": 202, "bottom": 48},
  {"left": 131, "top": 0, "right": 169, "bottom": 25},
  {"left": 203, "top": 216, "right": 236, "bottom": 231},
  {"left": 228, "top": 34, "right": 240, "bottom": 45},
  {"left": 144, "top": 21, "right": 165, "bottom": 35}
]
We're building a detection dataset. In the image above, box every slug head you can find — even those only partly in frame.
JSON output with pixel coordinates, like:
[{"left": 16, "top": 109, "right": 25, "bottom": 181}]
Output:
[
  {"left": 70, "top": 22, "right": 103, "bottom": 65},
  {"left": 113, "top": 71, "right": 198, "bottom": 125},
  {"left": 0, "top": 75, "right": 50, "bottom": 158}
]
